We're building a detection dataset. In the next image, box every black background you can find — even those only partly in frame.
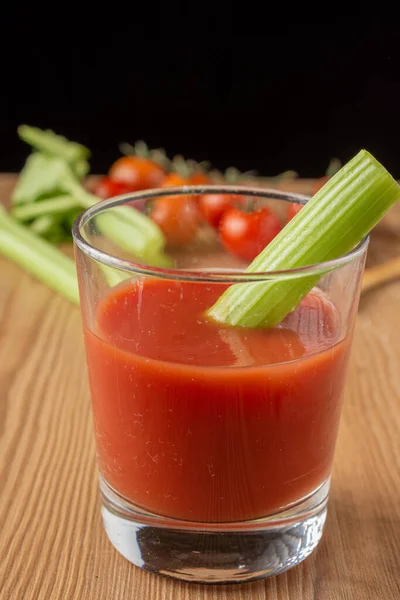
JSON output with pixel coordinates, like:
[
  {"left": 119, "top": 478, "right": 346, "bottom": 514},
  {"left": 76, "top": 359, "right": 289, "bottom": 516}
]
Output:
[{"left": 2, "top": 12, "right": 399, "bottom": 177}]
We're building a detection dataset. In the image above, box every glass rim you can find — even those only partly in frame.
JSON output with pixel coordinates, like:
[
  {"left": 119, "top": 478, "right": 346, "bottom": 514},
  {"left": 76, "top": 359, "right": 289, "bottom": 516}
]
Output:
[{"left": 72, "top": 185, "right": 369, "bottom": 282}]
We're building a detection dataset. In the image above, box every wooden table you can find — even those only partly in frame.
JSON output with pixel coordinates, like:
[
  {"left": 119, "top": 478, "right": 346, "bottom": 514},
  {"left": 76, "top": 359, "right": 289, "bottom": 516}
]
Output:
[{"left": 1, "top": 174, "right": 399, "bottom": 600}]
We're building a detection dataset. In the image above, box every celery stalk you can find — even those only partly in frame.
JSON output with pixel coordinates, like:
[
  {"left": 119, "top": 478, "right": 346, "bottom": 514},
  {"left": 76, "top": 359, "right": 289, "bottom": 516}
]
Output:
[
  {"left": 64, "top": 179, "right": 167, "bottom": 259},
  {"left": 12, "top": 153, "right": 71, "bottom": 205},
  {"left": 18, "top": 125, "right": 90, "bottom": 166},
  {"left": 13, "top": 196, "right": 79, "bottom": 221},
  {"left": 30, "top": 215, "right": 56, "bottom": 236},
  {"left": 66, "top": 179, "right": 165, "bottom": 249},
  {"left": 0, "top": 207, "right": 79, "bottom": 304},
  {"left": 1, "top": 206, "right": 76, "bottom": 276},
  {"left": 0, "top": 230, "right": 79, "bottom": 304},
  {"left": 208, "top": 150, "right": 400, "bottom": 328},
  {"left": 74, "top": 159, "right": 90, "bottom": 178},
  {"left": 12, "top": 152, "right": 168, "bottom": 264},
  {"left": 94, "top": 211, "right": 173, "bottom": 266},
  {"left": 100, "top": 265, "right": 130, "bottom": 287}
]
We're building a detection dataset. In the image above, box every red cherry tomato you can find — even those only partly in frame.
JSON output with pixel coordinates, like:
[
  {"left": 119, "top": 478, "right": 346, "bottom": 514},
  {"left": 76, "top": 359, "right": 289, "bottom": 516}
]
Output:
[
  {"left": 188, "top": 171, "right": 212, "bottom": 185},
  {"left": 160, "top": 173, "right": 188, "bottom": 188},
  {"left": 151, "top": 173, "right": 201, "bottom": 246},
  {"left": 311, "top": 175, "right": 330, "bottom": 194},
  {"left": 199, "top": 193, "right": 239, "bottom": 228},
  {"left": 220, "top": 207, "right": 282, "bottom": 261},
  {"left": 286, "top": 203, "right": 303, "bottom": 221},
  {"left": 93, "top": 176, "right": 134, "bottom": 199},
  {"left": 109, "top": 156, "right": 166, "bottom": 190}
]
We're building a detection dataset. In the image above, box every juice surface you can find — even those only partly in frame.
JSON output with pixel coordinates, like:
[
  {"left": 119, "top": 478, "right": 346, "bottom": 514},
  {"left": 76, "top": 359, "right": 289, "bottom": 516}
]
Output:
[{"left": 84, "top": 279, "right": 351, "bottom": 522}]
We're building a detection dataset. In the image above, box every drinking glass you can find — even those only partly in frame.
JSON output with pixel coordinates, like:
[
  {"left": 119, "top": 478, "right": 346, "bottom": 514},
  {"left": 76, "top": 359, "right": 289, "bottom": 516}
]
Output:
[{"left": 72, "top": 186, "right": 368, "bottom": 584}]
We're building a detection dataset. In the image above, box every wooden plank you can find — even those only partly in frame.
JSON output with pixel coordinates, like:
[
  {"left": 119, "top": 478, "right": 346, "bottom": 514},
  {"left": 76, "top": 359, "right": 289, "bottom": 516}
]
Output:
[{"left": 0, "top": 176, "right": 399, "bottom": 599}]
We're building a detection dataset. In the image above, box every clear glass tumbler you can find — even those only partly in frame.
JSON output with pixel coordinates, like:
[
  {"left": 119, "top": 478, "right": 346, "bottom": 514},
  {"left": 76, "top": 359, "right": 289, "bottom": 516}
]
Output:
[{"left": 72, "top": 186, "right": 368, "bottom": 584}]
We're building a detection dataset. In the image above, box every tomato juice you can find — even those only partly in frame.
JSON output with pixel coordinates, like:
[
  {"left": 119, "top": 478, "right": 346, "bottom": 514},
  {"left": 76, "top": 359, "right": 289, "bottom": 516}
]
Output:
[{"left": 84, "top": 279, "right": 351, "bottom": 523}]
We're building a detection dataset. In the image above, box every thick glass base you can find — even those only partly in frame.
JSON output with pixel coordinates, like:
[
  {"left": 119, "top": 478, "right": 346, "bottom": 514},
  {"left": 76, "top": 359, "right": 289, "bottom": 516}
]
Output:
[{"left": 100, "top": 477, "right": 329, "bottom": 584}]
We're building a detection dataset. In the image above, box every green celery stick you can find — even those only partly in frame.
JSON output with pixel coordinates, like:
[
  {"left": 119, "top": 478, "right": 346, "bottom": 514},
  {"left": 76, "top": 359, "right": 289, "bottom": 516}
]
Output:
[
  {"left": 11, "top": 153, "right": 168, "bottom": 263},
  {"left": 64, "top": 177, "right": 167, "bottom": 257},
  {"left": 30, "top": 214, "right": 73, "bottom": 244},
  {"left": 12, "top": 153, "right": 69, "bottom": 205},
  {"left": 13, "top": 195, "right": 80, "bottom": 221},
  {"left": 208, "top": 150, "right": 400, "bottom": 328},
  {"left": 63, "top": 207, "right": 84, "bottom": 232},
  {"left": 100, "top": 250, "right": 174, "bottom": 287},
  {"left": 0, "top": 207, "right": 78, "bottom": 304},
  {"left": 145, "top": 250, "right": 174, "bottom": 268},
  {"left": 30, "top": 215, "right": 56, "bottom": 236},
  {"left": 12, "top": 153, "right": 88, "bottom": 207},
  {"left": 99, "top": 248, "right": 173, "bottom": 289},
  {"left": 66, "top": 178, "right": 166, "bottom": 250},
  {"left": 1, "top": 206, "right": 76, "bottom": 276},
  {"left": 74, "top": 159, "right": 91, "bottom": 178},
  {"left": 96, "top": 211, "right": 173, "bottom": 266},
  {"left": 100, "top": 265, "right": 131, "bottom": 287},
  {"left": 95, "top": 210, "right": 168, "bottom": 261},
  {"left": 0, "top": 230, "right": 79, "bottom": 304},
  {"left": 18, "top": 125, "right": 90, "bottom": 166}
]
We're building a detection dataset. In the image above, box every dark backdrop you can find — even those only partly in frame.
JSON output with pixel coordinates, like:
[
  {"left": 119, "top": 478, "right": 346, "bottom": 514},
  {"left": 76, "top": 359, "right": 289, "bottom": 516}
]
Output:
[{"left": 2, "top": 13, "right": 399, "bottom": 177}]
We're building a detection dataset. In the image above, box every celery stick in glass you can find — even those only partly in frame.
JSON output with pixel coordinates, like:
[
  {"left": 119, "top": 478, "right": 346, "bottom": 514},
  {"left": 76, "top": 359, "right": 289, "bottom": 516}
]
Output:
[{"left": 208, "top": 150, "right": 400, "bottom": 328}]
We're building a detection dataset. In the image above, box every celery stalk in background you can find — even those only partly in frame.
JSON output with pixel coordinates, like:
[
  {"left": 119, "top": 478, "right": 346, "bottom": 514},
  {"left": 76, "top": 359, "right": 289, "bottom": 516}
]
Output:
[
  {"left": 12, "top": 153, "right": 73, "bottom": 205},
  {"left": 208, "top": 150, "right": 400, "bottom": 328},
  {"left": 17, "top": 125, "right": 90, "bottom": 175},
  {"left": 1, "top": 125, "right": 172, "bottom": 302},
  {"left": 30, "top": 215, "right": 56, "bottom": 236},
  {"left": 0, "top": 206, "right": 79, "bottom": 304},
  {"left": 12, "top": 195, "right": 80, "bottom": 221},
  {"left": 11, "top": 152, "right": 170, "bottom": 266}
]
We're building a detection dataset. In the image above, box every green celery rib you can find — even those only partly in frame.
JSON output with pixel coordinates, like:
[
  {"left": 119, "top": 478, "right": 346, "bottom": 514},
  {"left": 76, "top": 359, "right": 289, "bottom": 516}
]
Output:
[
  {"left": 0, "top": 230, "right": 79, "bottom": 304},
  {"left": 94, "top": 211, "right": 173, "bottom": 266},
  {"left": 18, "top": 125, "right": 90, "bottom": 164},
  {"left": 67, "top": 180, "right": 167, "bottom": 257},
  {"left": 100, "top": 265, "right": 130, "bottom": 287},
  {"left": 12, "top": 152, "right": 168, "bottom": 264},
  {"left": 1, "top": 206, "right": 77, "bottom": 277},
  {"left": 0, "top": 208, "right": 79, "bottom": 304},
  {"left": 208, "top": 150, "right": 400, "bottom": 328},
  {"left": 13, "top": 195, "right": 79, "bottom": 221},
  {"left": 74, "top": 159, "right": 90, "bottom": 178},
  {"left": 11, "top": 153, "right": 69, "bottom": 205},
  {"left": 30, "top": 215, "right": 58, "bottom": 236}
]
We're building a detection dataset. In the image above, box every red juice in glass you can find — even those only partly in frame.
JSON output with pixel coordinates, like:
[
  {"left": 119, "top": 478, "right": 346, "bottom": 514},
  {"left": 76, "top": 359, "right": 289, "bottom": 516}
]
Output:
[
  {"left": 85, "top": 279, "right": 349, "bottom": 523},
  {"left": 74, "top": 187, "right": 367, "bottom": 583}
]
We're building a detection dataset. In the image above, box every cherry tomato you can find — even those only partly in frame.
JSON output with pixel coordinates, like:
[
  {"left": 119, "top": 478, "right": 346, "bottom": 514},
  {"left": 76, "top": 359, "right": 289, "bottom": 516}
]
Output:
[
  {"left": 311, "top": 175, "right": 330, "bottom": 194},
  {"left": 286, "top": 203, "right": 303, "bottom": 222},
  {"left": 109, "top": 156, "right": 166, "bottom": 190},
  {"left": 188, "top": 171, "right": 212, "bottom": 185},
  {"left": 220, "top": 207, "right": 282, "bottom": 261},
  {"left": 199, "top": 193, "right": 239, "bottom": 228},
  {"left": 151, "top": 173, "right": 201, "bottom": 246},
  {"left": 93, "top": 176, "right": 134, "bottom": 199},
  {"left": 160, "top": 173, "right": 188, "bottom": 188}
]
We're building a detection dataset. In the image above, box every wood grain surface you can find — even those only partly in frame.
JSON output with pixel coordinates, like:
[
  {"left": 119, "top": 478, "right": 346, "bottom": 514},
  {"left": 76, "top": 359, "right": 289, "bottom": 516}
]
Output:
[{"left": 0, "top": 175, "right": 399, "bottom": 600}]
